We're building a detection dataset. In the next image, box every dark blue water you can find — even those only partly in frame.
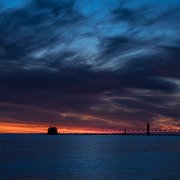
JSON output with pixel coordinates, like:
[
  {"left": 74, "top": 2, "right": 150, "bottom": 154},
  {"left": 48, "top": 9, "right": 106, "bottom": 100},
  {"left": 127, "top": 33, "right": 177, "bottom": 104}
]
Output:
[{"left": 0, "top": 135, "right": 180, "bottom": 179}]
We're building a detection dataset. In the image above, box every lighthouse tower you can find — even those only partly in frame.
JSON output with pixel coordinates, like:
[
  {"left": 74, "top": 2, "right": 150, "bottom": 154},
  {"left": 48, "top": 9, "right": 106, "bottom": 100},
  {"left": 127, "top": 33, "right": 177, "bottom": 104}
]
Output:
[{"left": 147, "top": 122, "right": 150, "bottom": 135}]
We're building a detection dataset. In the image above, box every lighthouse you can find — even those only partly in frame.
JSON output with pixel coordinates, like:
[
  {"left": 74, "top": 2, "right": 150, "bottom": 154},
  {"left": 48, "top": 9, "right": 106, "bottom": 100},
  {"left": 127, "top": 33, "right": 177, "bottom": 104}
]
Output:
[{"left": 147, "top": 122, "right": 150, "bottom": 135}]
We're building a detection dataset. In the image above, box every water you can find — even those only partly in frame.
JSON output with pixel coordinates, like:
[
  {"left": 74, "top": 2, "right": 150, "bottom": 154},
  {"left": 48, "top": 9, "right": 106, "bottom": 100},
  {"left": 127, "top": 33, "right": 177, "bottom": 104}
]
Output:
[{"left": 0, "top": 135, "right": 180, "bottom": 179}]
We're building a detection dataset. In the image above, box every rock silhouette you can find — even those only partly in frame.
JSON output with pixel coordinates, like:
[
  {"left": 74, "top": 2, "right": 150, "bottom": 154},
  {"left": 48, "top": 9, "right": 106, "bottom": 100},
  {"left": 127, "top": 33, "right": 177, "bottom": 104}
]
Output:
[{"left": 47, "top": 127, "right": 59, "bottom": 135}]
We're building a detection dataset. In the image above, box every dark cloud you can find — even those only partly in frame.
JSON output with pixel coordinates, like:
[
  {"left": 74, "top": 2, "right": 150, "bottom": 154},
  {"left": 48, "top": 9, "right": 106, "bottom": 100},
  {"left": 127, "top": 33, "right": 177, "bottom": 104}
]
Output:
[
  {"left": 0, "top": 64, "right": 176, "bottom": 95},
  {"left": 111, "top": 5, "right": 154, "bottom": 26}
]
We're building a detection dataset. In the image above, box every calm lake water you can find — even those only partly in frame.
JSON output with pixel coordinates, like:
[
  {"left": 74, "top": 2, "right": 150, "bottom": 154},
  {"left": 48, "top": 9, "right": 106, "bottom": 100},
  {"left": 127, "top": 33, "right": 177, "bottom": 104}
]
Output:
[{"left": 0, "top": 135, "right": 180, "bottom": 180}]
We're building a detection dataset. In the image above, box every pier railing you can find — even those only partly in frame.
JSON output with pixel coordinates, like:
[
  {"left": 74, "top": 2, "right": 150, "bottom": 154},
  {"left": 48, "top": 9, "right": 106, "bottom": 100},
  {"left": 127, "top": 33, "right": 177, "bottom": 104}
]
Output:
[{"left": 59, "top": 130, "right": 180, "bottom": 136}]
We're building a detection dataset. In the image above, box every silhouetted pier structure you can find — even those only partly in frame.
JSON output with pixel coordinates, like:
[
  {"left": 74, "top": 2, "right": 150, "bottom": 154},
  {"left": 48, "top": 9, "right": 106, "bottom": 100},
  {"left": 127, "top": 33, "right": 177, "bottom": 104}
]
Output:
[
  {"left": 59, "top": 131, "right": 180, "bottom": 136},
  {"left": 48, "top": 123, "right": 180, "bottom": 136},
  {"left": 59, "top": 123, "right": 180, "bottom": 136}
]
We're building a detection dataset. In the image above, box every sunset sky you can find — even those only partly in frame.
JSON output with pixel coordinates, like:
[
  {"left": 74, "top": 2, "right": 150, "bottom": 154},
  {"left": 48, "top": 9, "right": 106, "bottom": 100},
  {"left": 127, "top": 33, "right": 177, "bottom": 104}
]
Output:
[{"left": 0, "top": 0, "right": 180, "bottom": 133}]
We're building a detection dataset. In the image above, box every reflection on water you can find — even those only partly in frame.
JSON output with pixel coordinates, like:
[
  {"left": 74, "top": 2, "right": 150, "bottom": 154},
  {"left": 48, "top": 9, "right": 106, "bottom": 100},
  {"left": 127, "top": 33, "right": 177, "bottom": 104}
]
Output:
[{"left": 0, "top": 135, "right": 180, "bottom": 179}]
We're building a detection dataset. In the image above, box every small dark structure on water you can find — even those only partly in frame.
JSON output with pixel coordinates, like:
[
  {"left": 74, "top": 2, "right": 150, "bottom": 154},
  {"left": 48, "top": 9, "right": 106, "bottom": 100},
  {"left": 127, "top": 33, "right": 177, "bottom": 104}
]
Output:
[
  {"left": 147, "top": 122, "right": 150, "bottom": 135},
  {"left": 47, "top": 127, "right": 59, "bottom": 135}
]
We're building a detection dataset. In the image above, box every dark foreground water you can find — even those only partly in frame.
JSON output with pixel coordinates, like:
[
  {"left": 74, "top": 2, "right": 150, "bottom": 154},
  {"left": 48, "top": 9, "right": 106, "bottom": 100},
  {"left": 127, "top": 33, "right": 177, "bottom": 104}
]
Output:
[{"left": 0, "top": 135, "right": 180, "bottom": 180}]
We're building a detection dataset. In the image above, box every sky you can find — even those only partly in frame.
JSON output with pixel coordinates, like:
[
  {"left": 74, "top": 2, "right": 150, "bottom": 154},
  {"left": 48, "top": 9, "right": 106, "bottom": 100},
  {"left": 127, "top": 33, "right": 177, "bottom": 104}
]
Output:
[{"left": 0, "top": 0, "right": 180, "bottom": 133}]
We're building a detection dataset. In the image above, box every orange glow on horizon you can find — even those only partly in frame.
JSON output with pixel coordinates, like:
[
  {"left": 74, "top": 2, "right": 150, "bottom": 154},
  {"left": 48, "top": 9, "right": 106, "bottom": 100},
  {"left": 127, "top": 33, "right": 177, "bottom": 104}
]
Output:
[
  {"left": 0, "top": 122, "right": 113, "bottom": 134},
  {"left": 0, "top": 122, "right": 47, "bottom": 133},
  {"left": 0, "top": 120, "right": 179, "bottom": 134}
]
